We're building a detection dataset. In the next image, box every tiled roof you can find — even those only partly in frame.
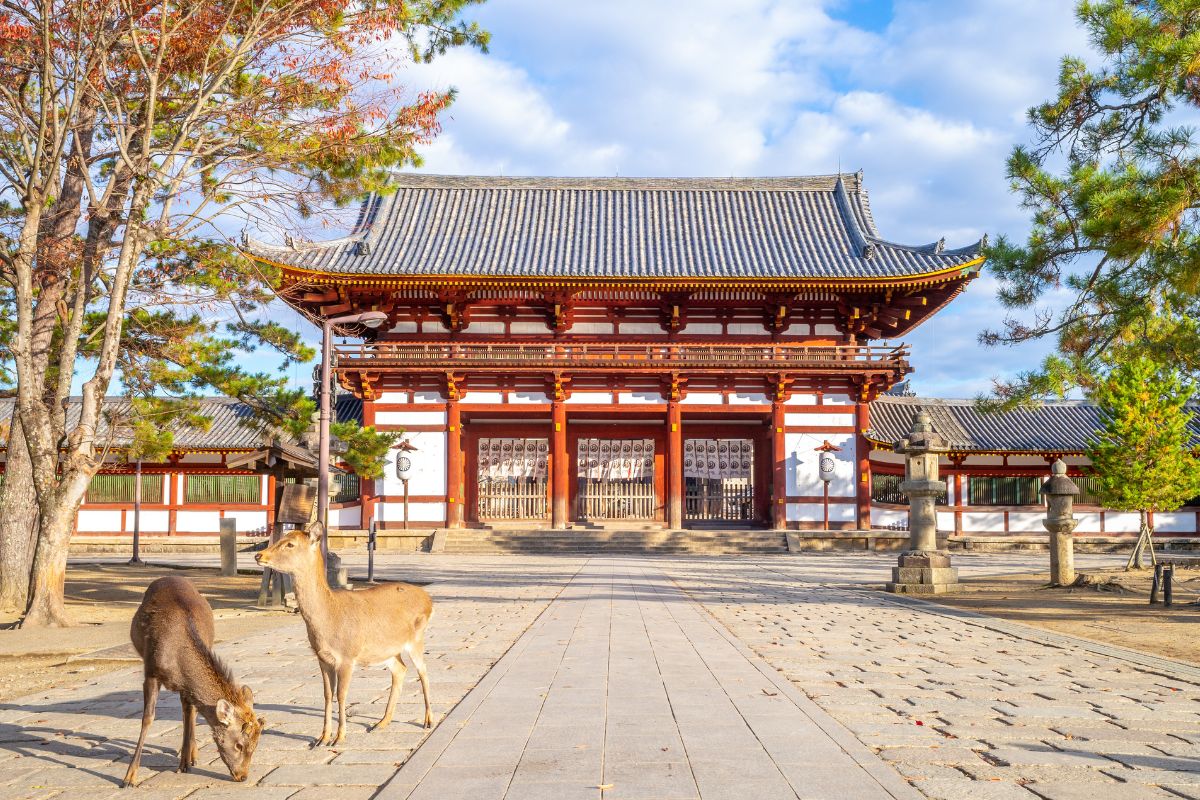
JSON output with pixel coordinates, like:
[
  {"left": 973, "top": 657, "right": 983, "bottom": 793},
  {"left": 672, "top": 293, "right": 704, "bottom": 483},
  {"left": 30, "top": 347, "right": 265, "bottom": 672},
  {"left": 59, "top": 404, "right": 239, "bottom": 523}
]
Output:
[
  {"left": 0, "top": 395, "right": 363, "bottom": 452},
  {"left": 244, "top": 174, "right": 984, "bottom": 280},
  {"left": 868, "top": 396, "right": 1200, "bottom": 454}
]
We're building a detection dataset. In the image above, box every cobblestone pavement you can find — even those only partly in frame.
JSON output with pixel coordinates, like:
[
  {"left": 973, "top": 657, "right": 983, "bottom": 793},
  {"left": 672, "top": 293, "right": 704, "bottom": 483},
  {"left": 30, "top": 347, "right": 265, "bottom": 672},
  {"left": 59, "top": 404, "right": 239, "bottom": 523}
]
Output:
[
  {"left": 0, "top": 557, "right": 583, "bottom": 800},
  {"left": 5, "top": 552, "right": 1197, "bottom": 800},
  {"left": 663, "top": 557, "right": 1200, "bottom": 800}
]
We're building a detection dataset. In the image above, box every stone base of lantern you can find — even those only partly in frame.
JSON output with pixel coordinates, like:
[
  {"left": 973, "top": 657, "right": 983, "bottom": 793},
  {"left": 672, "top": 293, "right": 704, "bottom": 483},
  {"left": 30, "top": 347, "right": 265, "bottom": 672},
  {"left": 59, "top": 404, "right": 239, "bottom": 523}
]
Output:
[{"left": 886, "top": 550, "right": 962, "bottom": 594}]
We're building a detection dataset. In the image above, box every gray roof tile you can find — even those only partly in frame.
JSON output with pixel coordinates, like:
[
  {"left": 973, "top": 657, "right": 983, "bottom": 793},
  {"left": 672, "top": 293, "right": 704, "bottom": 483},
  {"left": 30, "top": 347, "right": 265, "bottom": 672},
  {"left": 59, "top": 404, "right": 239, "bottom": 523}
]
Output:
[{"left": 245, "top": 174, "right": 983, "bottom": 280}]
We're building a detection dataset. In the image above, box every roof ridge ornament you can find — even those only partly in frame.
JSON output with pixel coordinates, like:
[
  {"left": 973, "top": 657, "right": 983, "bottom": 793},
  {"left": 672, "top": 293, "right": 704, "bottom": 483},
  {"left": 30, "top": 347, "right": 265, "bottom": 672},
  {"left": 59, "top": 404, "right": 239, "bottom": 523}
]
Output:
[{"left": 934, "top": 237, "right": 945, "bottom": 254}]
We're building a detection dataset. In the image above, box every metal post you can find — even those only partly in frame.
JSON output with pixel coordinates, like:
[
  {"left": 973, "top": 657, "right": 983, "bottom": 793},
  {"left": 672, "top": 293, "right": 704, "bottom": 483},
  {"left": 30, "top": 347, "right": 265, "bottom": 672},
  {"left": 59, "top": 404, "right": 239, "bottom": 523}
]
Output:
[
  {"left": 1164, "top": 564, "right": 1174, "bottom": 608},
  {"left": 1150, "top": 563, "right": 1162, "bottom": 604},
  {"left": 129, "top": 458, "right": 144, "bottom": 565},
  {"left": 822, "top": 481, "right": 830, "bottom": 531},
  {"left": 317, "top": 319, "right": 332, "bottom": 559},
  {"left": 367, "top": 519, "right": 376, "bottom": 583},
  {"left": 402, "top": 478, "right": 410, "bottom": 530}
]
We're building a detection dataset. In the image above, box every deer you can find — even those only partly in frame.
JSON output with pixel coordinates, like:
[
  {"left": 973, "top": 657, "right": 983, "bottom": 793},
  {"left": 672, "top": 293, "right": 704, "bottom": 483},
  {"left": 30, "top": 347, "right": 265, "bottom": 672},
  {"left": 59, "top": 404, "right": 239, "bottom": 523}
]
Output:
[
  {"left": 255, "top": 524, "right": 433, "bottom": 747},
  {"left": 123, "top": 576, "right": 264, "bottom": 787}
]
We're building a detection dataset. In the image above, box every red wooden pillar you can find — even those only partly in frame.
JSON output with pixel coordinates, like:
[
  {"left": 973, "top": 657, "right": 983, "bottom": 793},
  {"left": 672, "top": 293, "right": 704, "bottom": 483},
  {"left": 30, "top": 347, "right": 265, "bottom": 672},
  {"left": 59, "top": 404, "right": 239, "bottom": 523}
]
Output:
[
  {"left": 446, "top": 399, "right": 464, "bottom": 528},
  {"left": 855, "top": 401, "right": 871, "bottom": 530},
  {"left": 361, "top": 399, "right": 377, "bottom": 533},
  {"left": 667, "top": 401, "right": 683, "bottom": 529},
  {"left": 552, "top": 400, "right": 569, "bottom": 528},
  {"left": 771, "top": 401, "right": 787, "bottom": 530}
]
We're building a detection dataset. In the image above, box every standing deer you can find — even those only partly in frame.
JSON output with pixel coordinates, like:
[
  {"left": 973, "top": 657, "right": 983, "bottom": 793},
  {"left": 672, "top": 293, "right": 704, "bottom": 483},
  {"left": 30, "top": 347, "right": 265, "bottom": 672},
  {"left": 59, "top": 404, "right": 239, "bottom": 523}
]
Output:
[
  {"left": 124, "top": 577, "right": 263, "bottom": 787},
  {"left": 255, "top": 525, "right": 433, "bottom": 746}
]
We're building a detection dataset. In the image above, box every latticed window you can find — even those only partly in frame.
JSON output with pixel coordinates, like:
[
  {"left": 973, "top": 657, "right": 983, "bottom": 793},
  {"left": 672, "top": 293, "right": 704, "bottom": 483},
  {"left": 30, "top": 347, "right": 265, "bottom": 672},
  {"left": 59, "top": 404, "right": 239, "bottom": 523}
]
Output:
[
  {"left": 185, "top": 474, "right": 261, "bottom": 505},
  {"left": 86, "top": 473, "right": 164, "bottom": 504},
  {"left": 1073, "top": 475, "right": 1104, "bottom": 506},
  {"left": 968, "top": 476, "right": 1043, "bottom": 506},
  {"left": 872, "top": 473, "right": 948, "bottom": 505},
  {"left": 333, "top": 473, "right": 360, "bottom": 503}
]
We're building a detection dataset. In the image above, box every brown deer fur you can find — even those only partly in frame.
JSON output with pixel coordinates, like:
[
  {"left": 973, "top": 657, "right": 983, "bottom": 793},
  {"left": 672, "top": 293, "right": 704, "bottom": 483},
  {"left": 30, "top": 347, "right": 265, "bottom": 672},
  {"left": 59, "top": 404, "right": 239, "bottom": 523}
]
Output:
[
  {"left": 256, "top": 526, "right": 434, "bottom": 746},
  {"left": 124, "top": 577, "right": 263, "bottom": 787}
]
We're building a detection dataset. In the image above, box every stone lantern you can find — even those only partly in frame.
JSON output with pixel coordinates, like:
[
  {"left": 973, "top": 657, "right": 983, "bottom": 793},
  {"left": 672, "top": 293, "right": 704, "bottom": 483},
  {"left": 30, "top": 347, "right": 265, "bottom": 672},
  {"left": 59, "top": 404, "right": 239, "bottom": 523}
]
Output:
[
  {"left": 886, "top": 411, "right": 961, "bottom": 594},
  {"left": 1041, "top": 459, "right": 1079, "bottom": 586}
]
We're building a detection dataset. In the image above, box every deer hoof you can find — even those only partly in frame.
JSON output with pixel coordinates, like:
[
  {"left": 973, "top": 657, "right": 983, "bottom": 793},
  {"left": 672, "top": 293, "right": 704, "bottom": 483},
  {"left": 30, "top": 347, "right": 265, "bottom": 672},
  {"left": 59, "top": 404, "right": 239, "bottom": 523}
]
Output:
[
  {"left": 310, "top": 736, "right": 329, "bottom": 749},
  {"left": 370, "top": 720, "right": 391, "bottom": 733}
]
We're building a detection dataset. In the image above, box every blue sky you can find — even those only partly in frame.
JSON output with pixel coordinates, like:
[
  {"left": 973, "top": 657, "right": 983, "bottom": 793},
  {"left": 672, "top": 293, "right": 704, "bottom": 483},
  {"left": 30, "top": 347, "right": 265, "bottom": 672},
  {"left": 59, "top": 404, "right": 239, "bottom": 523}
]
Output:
[{"left": 272, "top": 0, "right": 1088, "bottom": 399}]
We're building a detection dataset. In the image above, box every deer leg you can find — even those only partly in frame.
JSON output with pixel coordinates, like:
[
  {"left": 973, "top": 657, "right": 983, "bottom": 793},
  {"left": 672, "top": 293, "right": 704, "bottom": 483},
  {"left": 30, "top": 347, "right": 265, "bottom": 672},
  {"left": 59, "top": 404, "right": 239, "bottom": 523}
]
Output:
[
  {"left": 371, "top": 657, "right": 406, "bottom": 733},
  {"left": 407, "top": 637, "right": 434, "bottom": 729},
  {"left": 312, "top": 660, "right": 334, "bottom": 748},
  {"left": 122, "top": 676, "right": 160, "bottom": 788},
  {"left": 179, "top": 700, "right": 198, "bottom": 772},
  {"left": 332, "top": 662, "right": 354, "bottom": 746}
]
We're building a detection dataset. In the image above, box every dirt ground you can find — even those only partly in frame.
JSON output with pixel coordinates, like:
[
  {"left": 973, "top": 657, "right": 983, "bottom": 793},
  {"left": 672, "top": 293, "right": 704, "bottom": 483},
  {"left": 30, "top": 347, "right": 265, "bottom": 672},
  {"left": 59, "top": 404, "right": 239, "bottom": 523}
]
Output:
[
  {"left": 0, "top": 563, "right": 292, "bottom": 701},
  {"left": 921, "top": 565, "right": 1200, "bottom": 665}
]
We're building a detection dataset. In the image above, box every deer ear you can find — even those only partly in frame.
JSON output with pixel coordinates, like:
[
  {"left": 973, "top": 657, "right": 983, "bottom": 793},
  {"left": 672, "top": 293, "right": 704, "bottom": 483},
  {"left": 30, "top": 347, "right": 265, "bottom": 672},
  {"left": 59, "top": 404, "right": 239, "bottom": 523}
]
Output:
[
  {"left": 241, "top": 685, "right": 254, "bottom": 705},
  {"left": 305, "top": 523, "right": 323, "bottom": 545},
  {"left": 258, "top": 716, "right": 267, "bottom": 729},
  {"left": 215, "top": 698, "right": 236, "bottom": 726}
]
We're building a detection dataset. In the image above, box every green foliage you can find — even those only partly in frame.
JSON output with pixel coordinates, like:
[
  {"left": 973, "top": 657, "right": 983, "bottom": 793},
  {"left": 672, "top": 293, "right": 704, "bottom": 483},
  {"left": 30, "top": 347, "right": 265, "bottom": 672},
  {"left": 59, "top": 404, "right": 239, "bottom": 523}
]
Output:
[
  {"left": 330, "top": 421, "right": 402, "bottom": 480},
  {"left": 1084, "top": 356, "right": 1200, "bottom": 516},
  {"left": 986, "top": 0, "right": 1200, "bottom": 405}
]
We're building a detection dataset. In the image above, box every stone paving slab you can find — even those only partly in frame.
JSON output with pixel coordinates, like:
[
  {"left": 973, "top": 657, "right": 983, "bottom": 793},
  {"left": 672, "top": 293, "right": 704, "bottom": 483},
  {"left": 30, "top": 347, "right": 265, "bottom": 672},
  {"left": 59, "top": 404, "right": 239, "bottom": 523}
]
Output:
[
  {"left": 662, "top": 557, "right": 1200, "bottom": 800},
  {"left": 376, "top": 560, "right": 919, "bottom": 800}
]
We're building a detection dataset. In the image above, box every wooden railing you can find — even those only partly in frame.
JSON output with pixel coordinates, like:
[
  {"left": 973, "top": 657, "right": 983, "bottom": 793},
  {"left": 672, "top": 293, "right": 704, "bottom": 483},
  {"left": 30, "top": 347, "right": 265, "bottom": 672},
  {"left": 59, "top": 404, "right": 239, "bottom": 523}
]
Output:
[{"left": 334, "top": 341, "right": 910, "bottom": 372}]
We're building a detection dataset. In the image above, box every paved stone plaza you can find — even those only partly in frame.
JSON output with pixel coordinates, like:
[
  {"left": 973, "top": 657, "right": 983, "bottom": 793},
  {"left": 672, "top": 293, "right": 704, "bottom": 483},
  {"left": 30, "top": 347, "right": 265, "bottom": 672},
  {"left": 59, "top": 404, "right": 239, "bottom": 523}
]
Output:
[{"left": 2, "top": 553, "right": 1199, "bottom": 800}]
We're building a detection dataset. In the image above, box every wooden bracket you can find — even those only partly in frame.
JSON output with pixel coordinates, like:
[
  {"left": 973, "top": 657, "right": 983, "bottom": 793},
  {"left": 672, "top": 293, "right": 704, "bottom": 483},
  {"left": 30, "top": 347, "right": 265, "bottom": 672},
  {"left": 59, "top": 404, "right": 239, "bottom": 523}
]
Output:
[
  {"left": 769, "top": 373, "right": 795, "bottom": 403},
  {"left": 550, "top": 371, "right": 572, "bottom": 402},
  {"left": 663, "top": 372, "right": 688, "bottom": 403},
  {"left": 445, "top": 372, "right": 466, "bottom": 401}
]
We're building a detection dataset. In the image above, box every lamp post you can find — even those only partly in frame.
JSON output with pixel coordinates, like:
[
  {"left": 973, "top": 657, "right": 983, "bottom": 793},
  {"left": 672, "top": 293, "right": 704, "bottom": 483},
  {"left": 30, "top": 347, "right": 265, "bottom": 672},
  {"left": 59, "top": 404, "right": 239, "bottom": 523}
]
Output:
[
  {"left": 128, "top": 457, "right": 144, "bottom": 566},
  {"left": 317, "top": 311, "right": 387, "bottom": 557},
  {"left": 814, "top": 440, "right": 841, "bottom": 531}
]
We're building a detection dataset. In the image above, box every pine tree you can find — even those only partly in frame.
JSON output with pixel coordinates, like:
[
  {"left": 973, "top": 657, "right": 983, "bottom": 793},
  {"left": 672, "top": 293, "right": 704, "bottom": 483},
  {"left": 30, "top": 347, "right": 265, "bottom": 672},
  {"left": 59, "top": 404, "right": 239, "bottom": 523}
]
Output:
[
  {"left": 1085, "top": 356, "right": 1200, "bottom": 568},
  {"left": 986, "top": 1, "right": 1200, "bottom": 404}
]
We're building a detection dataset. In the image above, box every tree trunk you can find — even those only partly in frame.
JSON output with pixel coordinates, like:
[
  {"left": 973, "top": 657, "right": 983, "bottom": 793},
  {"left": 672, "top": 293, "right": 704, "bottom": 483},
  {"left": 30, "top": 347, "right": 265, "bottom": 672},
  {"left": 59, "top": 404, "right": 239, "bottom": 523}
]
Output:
[
  {"left": 0, "top": 417, "right": 39, "bottom": 610},
  {"left": 1126, "top": 509, "right": 1156, "bottom": 571},
  {"left": 20, "top": 489, "right": 83, "bottom": 628}
]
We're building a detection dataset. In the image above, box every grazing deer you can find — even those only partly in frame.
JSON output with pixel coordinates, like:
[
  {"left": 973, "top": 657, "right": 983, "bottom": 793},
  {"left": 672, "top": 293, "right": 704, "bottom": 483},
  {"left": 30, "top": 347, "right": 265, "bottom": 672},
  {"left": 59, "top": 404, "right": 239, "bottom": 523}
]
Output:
[
  {"left": 255, "top": 525, "right": 433, "bottom": 747},
  {"left": 123, "top": 577, "right": 264, "bottom": 787}
]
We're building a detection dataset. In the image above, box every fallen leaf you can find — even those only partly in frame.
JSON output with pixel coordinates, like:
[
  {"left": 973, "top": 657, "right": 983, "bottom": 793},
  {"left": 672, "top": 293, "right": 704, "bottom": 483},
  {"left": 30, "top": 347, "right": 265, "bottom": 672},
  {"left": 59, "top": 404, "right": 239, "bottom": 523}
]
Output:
[{"left": 762, "top": 689, "right": 778, "bottom": 697}]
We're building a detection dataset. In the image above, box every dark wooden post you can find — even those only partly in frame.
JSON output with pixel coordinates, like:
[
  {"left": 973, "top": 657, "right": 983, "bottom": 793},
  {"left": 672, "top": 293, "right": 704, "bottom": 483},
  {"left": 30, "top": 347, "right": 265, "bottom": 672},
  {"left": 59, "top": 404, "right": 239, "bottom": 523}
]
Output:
[
  {"left": 551, "top": 400, "right": 569, "bottom": 528},
  {"left": 667, "top": 401, "right": 683, "bottom": 529}
]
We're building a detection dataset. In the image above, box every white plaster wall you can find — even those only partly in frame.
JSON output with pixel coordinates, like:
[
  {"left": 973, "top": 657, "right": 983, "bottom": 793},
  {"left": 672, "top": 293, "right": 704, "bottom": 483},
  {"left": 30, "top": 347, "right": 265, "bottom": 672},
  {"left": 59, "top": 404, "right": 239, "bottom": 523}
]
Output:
[
  {"left": 464, "top": 391, "right": 504, "bottom": 404},
  {"left": 375, "top": 411, "right": 446, "bottom": 426},
  {"left": 378, "top": 501, "right": 445, "bottom": 523},
  {"left": 414, "top": 391, "right": 445, "bottom": 403},
  {"left": 383, "top": 431, "right": 446, "bottom": 496},
  {"left": 822, "top": 393, "right": 853, "bottom": 406},
  {"left": 619, "top": 391, "right": 664, "bottom": 404},
  {"left": 962, "top": 511, "right": 1006, "bottom": 532},
  {"left": 787, "top": 502, "right": 855, "bottom": 523},
  {"left": 681, "top": 392, "right": 723, "bottom": 405},
  {"left": 177, "top": 511, "right": 220, "bottom": 533},
  {"left": 872, "top": 507, "right": 908, "bottom": 529},
  {"left": 1007, "top": 512, "right": 1046, "bottom": 533},
  {"left": 813, "top": 323, "right": 841, "bottom": 336},
  {"left": 424, "top": 319, "right": 450, "bottom": 333},
  {"left": 962, "top": 455, "right": 1004, "bottom": 466},
  {"left": 870, "top": 451, "right": 905, "bottom": 465},
  {"left": 181, "top": 453, "right": 222, "bottom": 464},
  {"left": 128, "top": 510, "right": 169, "bottom": 532},
  {"left": 1154, "top": 512, "right": 1196, "bottom": 533},
  {"left": 785, "top": 394, "right": 817, "bottom": 406},
  {"left": 377, "top": 391, "right": 408, "bottom": 403},
  {"left": 510, "top": 391, "right": 551, "bottom": 404},
  {"left": 565, "top": 392, "right": 611, "bottom": 405},
  {"left": 223, "top": 511, "right": 268, "bottom": 533},
  {"left": 1105, "top": 512, "right": 1142, "bottom": 533},
  {"left": 1008, "top": 456, "right": 1049, "bottom": 467},
  {"left": 1074, "top": 512, "right": 1103, "bottom": 533},
  {"left": 571, "top": 322, "right": 615, "bottom": 335},
  {"left": 727, "top": 323, "right": 769, "bottom": 336},
  {"left": 680, "top": 323, "right": 722, "bottom": 335},
  {"left": 510, "top": 321, "right": 548, "bottom": 334},
  {"left": 77, "top": 509, "right": 122, "bottom": 532},
  {"left": 728, "top": 392, "right": 769, "bottom": 405},
  {"left": 388, "top": 321, "right": 418, "bottom": 333},
  {"left": 331, "top": 506, "right": 362, "bottom": 528},
  {"left": 618, "top": 322, "right": 664, "bottom": 335},
  {"left": 784, "top": 412, "right": 854, "bottom": 428},
  {"left": 937, "top": 511, "right": 956, "bottom": 531},
  {"left": 789, "top": 323, "right": 812, "bottom": 335},
  {"left": 462, "top": 321, "right": 505, "bottom": 334},
  {"left": 787, "top": 432, "right": 856, "bottom": 497}
]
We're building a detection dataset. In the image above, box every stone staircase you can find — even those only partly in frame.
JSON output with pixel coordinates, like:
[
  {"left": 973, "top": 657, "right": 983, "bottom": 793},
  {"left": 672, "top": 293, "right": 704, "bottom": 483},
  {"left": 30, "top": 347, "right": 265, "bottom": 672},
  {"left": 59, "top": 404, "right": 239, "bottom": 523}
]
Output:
[{"left": 439, "top": 527, "right": 789, "bottom": 555}]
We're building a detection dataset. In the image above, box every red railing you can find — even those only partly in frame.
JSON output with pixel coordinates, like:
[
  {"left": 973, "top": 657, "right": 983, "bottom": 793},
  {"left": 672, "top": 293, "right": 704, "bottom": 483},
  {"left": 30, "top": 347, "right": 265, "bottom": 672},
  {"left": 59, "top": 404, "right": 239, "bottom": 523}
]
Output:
[{"left": 334, "top": 341, "right": 910, "bottom": 373}]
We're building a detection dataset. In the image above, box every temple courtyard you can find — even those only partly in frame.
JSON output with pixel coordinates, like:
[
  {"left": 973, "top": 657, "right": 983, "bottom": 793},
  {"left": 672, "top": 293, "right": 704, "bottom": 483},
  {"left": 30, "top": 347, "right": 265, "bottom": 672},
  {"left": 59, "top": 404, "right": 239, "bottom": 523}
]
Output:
[{"left": 2, "top": 553, "right": 1199, "bottom": 800}]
